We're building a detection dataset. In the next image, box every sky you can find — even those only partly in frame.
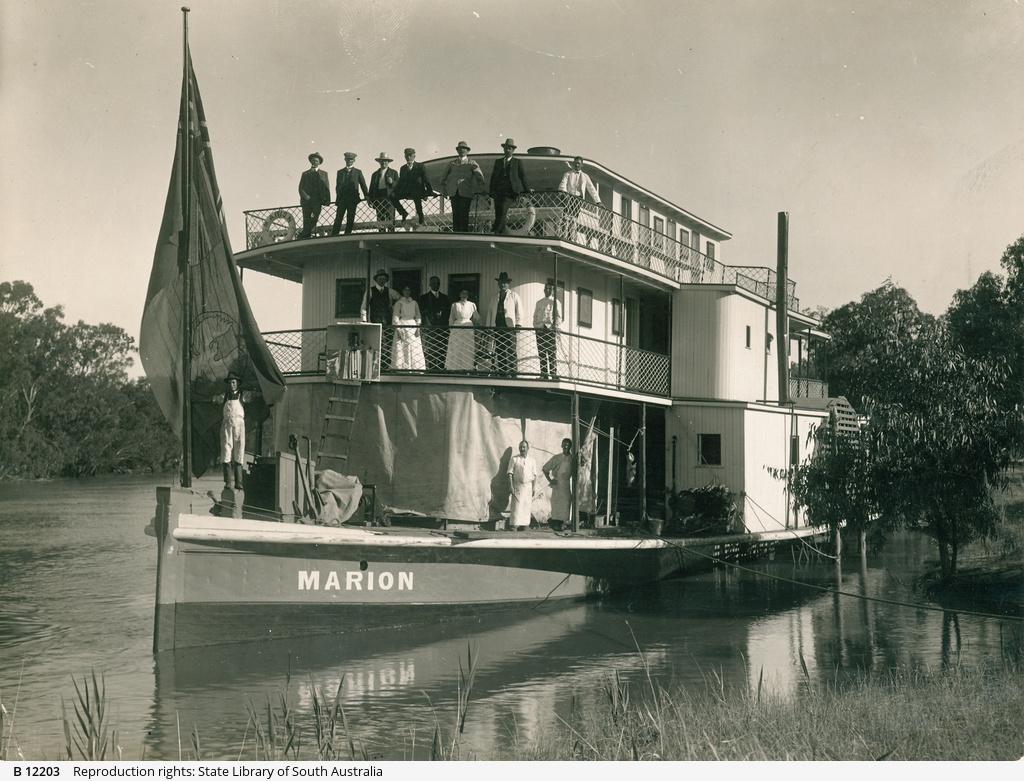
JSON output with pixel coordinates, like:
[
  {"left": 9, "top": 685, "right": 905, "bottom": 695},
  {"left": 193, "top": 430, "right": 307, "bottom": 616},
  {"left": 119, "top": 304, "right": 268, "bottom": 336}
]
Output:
[{"left": 2, "top": 0, "right": 1023, "bottom": 368}]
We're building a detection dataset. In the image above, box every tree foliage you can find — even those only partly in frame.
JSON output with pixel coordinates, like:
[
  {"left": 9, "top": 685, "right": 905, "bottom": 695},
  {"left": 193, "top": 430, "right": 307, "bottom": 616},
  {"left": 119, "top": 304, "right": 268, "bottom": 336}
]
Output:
[
  {"left": 0, "top": 280, "right": 179, "bottom": 478},
  {"left": 818, "top": 280, "right": 935, "bottom": 409},
  {"left": 791, "top": 274, "right": 1023, "bottom": 578}
]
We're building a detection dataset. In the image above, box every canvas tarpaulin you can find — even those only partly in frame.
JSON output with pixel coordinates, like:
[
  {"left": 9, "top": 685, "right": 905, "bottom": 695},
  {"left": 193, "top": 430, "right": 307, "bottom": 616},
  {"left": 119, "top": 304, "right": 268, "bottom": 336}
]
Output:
[{"left": 346, "top": 385, "right": 583, "bottom": 522}]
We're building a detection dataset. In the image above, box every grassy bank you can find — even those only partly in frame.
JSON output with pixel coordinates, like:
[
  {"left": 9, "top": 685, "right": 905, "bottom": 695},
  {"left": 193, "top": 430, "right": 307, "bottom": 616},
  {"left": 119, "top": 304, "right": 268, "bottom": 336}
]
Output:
[
  {"left": 504, "top": 664, "right": 1024, "bottom": 761},
  {"left": 3, "top": 661, "right": 1022, "bottom": 761}
]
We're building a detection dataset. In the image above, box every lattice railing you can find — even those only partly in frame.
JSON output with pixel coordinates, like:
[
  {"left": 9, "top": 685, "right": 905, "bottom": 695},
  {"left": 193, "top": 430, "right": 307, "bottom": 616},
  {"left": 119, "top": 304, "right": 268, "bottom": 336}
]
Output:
[
  {"left": 264, "top": 326, "right": 670, "bottom": 396},
  {"left": 244, "top": 191, "right": 801, "bottom": 311},
  {"left": 262, "top": 328, "right": 327, "bottom": 375},
  {"left": 789, "top": 376, "right": 828, "bottom": 399}
]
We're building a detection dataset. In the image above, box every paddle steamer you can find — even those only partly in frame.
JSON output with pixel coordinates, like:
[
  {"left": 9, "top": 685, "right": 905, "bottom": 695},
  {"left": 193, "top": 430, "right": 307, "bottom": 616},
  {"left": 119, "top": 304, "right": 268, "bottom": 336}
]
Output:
[{"left": 151, "top": 142, "right": 839, "bottom": 649}]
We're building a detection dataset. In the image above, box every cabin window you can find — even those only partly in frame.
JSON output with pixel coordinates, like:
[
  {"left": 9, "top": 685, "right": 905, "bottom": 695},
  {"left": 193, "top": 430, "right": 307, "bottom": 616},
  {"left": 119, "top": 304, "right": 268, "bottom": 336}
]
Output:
[
  {"left": 745, "top": 325, "right": 751, "bottom": 349},
  {"left": 790, "top": 434, "right": 800, "bottom": 466},
  {"left": 706, "top": 240, "right": 717, "bottom": 260},
  {"left": 679, "top": 227, "right": 691, "bottom": 247},
  {"left": 577, "top": 287, "right": 593, "bottom": 328},
  {"left": 639, "top": 205, "right": 651, "bottom": 227},
  {"left": 766, "top": 333, "right": 774, "bottom": 354},
  {"left": 619, "top": 196, "right": 633, "bottom": 237},
  {"left": 653, "top": 216, "right": 665, "bottom": 251},
  {"left": 612, "top": 298, "right": 624, "bottom": 336},
  {"left": 698, "top": 434, "right": 722, "bottom": 466},
  {"left": 447, "top": 273, "right": 480, "bottom": 303},
  {"left": 335, "top": 279, "right": 366, "bottom": 319}
]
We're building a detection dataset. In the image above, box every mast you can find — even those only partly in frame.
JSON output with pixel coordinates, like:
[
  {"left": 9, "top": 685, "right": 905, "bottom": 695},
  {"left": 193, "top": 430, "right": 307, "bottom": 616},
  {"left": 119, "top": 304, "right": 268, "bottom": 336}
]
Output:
[
  {"left": 775, "top": 211, "right": 790, "bottom": 406},
  {"left": 180, "top": 6, "right": 193, "bottom": 486}
]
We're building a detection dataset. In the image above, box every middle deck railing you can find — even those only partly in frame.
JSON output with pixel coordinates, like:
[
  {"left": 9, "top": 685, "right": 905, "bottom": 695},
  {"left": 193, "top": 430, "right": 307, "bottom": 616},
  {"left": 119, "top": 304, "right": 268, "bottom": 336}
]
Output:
[
  {"left": 262, "top": 325, "right": 671, "bottom": 397},
  {"left": 244, "top": 192, "right": 799, "bottom": 311}
]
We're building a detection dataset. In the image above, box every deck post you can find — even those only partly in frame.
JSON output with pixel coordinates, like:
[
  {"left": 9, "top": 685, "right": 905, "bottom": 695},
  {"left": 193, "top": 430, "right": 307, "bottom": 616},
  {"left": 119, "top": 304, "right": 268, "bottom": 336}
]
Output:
[
  {"left": 640, "top": 402, "right": 647, "bottom": 522},
  {"left": 605, "top": 424, "right": 615, "bottom": 526},
  {"left": 571, "top": 392, "right": 580, "bottom": 532}
]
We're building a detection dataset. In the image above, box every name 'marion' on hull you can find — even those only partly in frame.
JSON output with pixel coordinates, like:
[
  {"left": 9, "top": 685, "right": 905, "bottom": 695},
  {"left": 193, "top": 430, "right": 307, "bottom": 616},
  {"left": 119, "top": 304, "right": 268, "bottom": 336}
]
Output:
[{"left": 144, "top": 24, "right": 839, "bottom": 652}]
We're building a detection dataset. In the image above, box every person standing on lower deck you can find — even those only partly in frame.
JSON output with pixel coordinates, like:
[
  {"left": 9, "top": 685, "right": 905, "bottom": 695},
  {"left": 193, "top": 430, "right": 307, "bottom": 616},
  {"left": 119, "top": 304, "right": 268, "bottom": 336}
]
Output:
[
  {"left": 220, "top": 372, "right": 246, "bottom": 490},
  {"left": 507, "top": 440, "right": 538, "bottom": 530},
  {"left": 486, "top": 271, "right": 522, "bottom": 375},
  {"left": 543, "top": 438, "right": 574, "bottom": 531},
  {"left": 298, "top": 152, "right": 330, "bottom": 239}
]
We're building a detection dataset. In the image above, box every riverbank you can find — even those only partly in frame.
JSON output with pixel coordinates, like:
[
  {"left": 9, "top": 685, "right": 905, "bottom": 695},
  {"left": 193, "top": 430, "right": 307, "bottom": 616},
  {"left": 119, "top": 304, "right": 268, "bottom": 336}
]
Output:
[
  {"left": 923, "top": 469, "right": 1024, "bottom": 616},
  {"left": 504, "top": 663, "right": 1023, "bottom": 761},
  {"left": 5, "top": 661, "right": 1021, "bottom": 761}
]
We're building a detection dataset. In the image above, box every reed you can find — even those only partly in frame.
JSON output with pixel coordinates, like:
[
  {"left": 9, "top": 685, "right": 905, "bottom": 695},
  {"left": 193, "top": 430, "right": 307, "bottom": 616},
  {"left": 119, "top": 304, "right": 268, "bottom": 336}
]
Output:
[
  {"left": 506, "top": 661, "right": 1024, "bottom": 761},
  {"left": 15, "top": 650, "right": 1023, "bottom": 760},
  {"left": 60, "top": 672, "right": 121, "bottom": 761}
]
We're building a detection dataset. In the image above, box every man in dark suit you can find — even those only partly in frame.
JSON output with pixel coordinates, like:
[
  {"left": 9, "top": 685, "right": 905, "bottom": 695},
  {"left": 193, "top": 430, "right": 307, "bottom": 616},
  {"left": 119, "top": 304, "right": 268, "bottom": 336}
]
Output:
[
  {"left": 417, "top": 275, "right": 451, "bottom": 371},
  {"left": 330, "top": 152, "right": 369, "bottom": 236},
  {"left": 489, "top": 138, "right": 531, "bottom": 235},
  {"left": 298, "top": 152, "right": 331, "bottom": 239},
  {"left": 368, "top": 152, "right": 400, "bottom": 232},
  {"left": 395, "top": 147, "right": 434, "bottom": 227}
]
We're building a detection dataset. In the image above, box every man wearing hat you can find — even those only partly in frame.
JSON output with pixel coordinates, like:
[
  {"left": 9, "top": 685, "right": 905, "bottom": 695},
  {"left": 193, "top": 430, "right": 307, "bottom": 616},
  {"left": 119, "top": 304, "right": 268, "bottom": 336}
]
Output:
[
  {"left": 330, "top": 152, "right": 369, "bottom": 236},
  {"left": 489, "top": 138, "right": 531, "bottom": 235},
  {"left": 298, "top": 153, "right": 331, "bottom": 239},
  {"left": 485, "top": 271, "right": 523, "bottom": 375},
  {"left": 369, "top": 153, "right": 400, "bottom": 232},
  {"left": 220, "top": 371, "right": 247, "bottom": 490},
  {"left": 439, "top": 141, "right": 485, "bottom": 232},
  {"left": 395, "top": 148, "right": 434, "bottom": 227},
  {"left": 360, "top": 268, "right": 400, "bottom": 366}
]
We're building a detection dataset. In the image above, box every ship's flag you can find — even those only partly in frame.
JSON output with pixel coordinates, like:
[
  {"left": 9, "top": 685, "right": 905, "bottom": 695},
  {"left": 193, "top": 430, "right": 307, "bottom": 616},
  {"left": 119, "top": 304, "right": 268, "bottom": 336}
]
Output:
[{"left": 140, "top": 49, "right": 285, "bottom": 477}]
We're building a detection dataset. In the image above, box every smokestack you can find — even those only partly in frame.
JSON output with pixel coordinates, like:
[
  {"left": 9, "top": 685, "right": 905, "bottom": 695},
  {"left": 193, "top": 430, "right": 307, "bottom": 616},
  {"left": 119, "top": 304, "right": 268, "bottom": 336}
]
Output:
[{"left": 776, "top": 212, "right": 790, "bottom": 406}]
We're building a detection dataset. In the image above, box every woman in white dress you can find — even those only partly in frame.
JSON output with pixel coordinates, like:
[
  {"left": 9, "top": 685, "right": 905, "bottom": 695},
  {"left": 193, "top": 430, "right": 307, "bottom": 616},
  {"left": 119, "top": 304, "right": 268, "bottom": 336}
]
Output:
[
  {"left": 445, "top": 289, "right": 480, "bottom": 371},
  {"left": 507, "top": 440, "right": 538, "bottom": 530},
  {"left": 391, "top": 286, "right": 426, "bottom": 370}
]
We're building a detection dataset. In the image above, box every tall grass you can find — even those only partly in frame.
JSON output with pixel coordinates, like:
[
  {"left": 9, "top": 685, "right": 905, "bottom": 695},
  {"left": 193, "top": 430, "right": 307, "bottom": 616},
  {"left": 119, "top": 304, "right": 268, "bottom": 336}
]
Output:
[
  {"left": 60, "top": 672, "right": 121, "bottom": 761},
  {"left": 509, "top": 662, "right": 1024, "bottom": 761},
  {"left": 12, "top": 650, "right": 1024, "bottom": 761}
]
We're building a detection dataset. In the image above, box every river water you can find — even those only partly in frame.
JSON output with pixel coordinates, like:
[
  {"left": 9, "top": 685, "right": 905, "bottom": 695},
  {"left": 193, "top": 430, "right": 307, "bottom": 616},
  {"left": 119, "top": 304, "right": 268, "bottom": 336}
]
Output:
[{"left": 0, "top": 475, "right": 1019, "bottom": 760}]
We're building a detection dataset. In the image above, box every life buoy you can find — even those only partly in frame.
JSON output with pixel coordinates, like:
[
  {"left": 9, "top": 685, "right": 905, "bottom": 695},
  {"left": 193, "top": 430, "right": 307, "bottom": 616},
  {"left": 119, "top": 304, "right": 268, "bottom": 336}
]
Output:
[
  {"left": 507, "top": 199, "right": 537, "bottom": 236},
  {"left": 259, "top": 209, "right": 296, "bottom": 245}
]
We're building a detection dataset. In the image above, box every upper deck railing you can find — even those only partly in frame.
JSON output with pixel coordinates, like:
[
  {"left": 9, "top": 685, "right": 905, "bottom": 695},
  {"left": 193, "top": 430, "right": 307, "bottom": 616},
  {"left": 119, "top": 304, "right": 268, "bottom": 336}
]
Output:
[
  {"left": 243, "top": 191, "right": 800, "bottom": 311},
  {"left": 262, "top": 325, "right": 671, "bottom": 398}
]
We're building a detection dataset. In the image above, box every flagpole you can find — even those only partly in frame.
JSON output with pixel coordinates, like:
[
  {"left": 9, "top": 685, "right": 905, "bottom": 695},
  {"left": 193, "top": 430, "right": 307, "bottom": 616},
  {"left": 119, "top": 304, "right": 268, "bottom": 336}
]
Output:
[{"left": 180, "top": 6, "right": 193, "bottom": 487}]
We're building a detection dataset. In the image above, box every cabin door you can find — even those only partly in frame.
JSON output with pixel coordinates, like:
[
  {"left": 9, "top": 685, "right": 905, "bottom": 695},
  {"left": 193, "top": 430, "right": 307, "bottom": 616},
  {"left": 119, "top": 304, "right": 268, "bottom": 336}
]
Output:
[{"left": 391, "top": 268, "right": 423, "bottom": 298}]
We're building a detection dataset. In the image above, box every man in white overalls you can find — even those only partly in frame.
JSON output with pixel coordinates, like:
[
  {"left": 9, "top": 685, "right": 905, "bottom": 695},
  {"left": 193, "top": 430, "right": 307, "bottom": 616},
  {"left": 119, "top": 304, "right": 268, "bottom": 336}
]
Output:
[{"left": 221, "top": 372, "right": 246, "bottom": 489}]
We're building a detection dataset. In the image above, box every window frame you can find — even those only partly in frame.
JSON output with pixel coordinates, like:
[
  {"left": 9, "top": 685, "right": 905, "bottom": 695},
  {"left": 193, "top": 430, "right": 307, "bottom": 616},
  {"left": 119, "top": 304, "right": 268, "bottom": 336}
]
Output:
[
  {"left": 335, "top": 278, "right": 366, "bottom": 319},
  {"left": 698, "top": 433, "right": 722, "bottom": 467},
  {"left": 577, "top": 287, "right": 594, "bottom": 329},
  {"left": 611, "top": 298, "right": 623, "bottom": 336}
]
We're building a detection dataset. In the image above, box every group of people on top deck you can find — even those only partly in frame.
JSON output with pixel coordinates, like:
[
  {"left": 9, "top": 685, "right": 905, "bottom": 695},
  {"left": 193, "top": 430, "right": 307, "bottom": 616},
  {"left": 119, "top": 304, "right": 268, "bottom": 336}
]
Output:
[
  {"left": 360, "top": 268, "right": 562, "bottom": 377},
  {"left": 297, "top": 139, "right": 601, "bottom": 239}
]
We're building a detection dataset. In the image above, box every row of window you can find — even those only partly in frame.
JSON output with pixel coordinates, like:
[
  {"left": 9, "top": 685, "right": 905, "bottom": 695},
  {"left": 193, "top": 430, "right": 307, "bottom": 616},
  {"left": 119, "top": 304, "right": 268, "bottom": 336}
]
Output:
[
  {"left": 617, "top": 195, "right": 717, "bottom": 259},
  {"left": 696, "top": 433, "right": 801, "bottom": 467}
]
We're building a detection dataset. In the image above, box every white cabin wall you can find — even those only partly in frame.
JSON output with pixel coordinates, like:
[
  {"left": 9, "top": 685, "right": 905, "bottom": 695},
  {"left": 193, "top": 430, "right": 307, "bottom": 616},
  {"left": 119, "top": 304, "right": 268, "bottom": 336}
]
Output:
[
  {"left": 670, "top": 288, "right": 729, "bottom": 399},
  {"left": 741, "top": 407, "right": 825, "bottom": 531},
  {"left": 299, "top": 246, "right": 633, "bottom": 347},
  {"left": 665, "top": 404, "right": 745, "bottom": 496}
]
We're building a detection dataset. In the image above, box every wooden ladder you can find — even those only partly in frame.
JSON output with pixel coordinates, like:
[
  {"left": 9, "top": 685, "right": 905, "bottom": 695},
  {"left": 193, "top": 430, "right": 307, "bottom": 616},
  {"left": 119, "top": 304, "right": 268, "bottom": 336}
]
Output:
[{"left": 315, "top": 379, "right": 361, "bottom": 474}]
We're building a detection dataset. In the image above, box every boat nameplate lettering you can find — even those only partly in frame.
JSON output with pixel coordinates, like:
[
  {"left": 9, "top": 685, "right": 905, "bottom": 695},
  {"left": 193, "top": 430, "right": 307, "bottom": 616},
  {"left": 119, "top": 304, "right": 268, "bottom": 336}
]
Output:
[{"left": 298, "top": 569, "right": 414, "bottom": 591}]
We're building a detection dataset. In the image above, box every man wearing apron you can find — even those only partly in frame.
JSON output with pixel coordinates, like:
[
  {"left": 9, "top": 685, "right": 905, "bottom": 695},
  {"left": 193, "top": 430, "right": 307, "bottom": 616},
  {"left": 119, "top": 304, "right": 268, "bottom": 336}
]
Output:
[{"left": 221, "top": 372, "right": 246, "bottom": 489}]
